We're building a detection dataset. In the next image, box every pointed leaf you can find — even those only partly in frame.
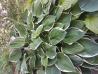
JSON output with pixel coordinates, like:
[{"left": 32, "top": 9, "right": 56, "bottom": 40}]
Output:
[
  {"left": 44, "top": 43, "right": 57, "bottom": 59},
  {"left": 42, "top": 15, "right": 56, "bottom": 31},
  {"left": 49, "top": 27, "right": 67, "bottom": 45},
  {"left": 46, "top": 66, "right": 61, "bottom": 74},
  {"left": 30, "top": 37, "right": 43, "bottom": 50},
  {"left": 15, "top": 23, "right": 27, "bottom": 37},
  {"left": 9, "top": 49, "right": 22, "bottom": 62},
  {"left": 52, "top": 6, "right": 63, "bottom": 21},
  {"left": 55, "top": 52, "right": 76, "bottom": 72},
  {"left": 56, "top": 13, "right": 71, "bottom": 30},
  {"left": 10, "top": 37, "right": 25, "bottom": 49},
  {"left": 33, "top": 25, "right": 43, "bottom": 38},
  {"left": 63, "top": 27, "right": 85, "bottom": 44},
  {"left": 62, "top": 42, "right": 84, "bottom": 54},
  {"left": 78, "top": 38, "right": 98, "bottom": 58}
]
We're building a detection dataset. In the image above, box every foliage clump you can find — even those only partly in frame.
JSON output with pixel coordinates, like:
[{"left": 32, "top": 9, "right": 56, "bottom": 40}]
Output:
[{"left": 1, "top": 0, "right": 98, "bottom": 74}]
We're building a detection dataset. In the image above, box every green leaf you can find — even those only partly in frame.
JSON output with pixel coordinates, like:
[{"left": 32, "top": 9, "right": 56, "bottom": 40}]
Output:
[
  {"left": 9, "top": 49, "right": 22, "bottom": 62},
  {"left": 41, "top": 56, "right": 48, "bottom": 67},
  {"left": 84, "top": 12, "right": 98, "bottom": 34},
  {"left": 15, "top": 23, "right": 27, "bottom": 37},
  {"left": 58, "top": 0, "right": 72, "bottom": 10},
  {"left": 23, "top": 0, "right": 33, "bottom": 10},
  {"left": 62, "top": 42, "right": 84, "bottom": 54},
  {"left": 63, "top": 27, "right": 85, "bottom": 44},
  {"left": 30, "top": 37, "right": 43, "bottom": 50},
  {"left": 56, "top": 13, "right": 71, "bottom": 30},
  {"left": 49, "top": 27, "right": 67, "bottom": 45},
  {"left": 78, "top": 38, "right": 98, "bottom": 58},
  {"left": 33, "top": 0, "right": 43, "bottom": 17},
  {"left": 32, "top": 25, "right": 43, "bottom": 38},
  {"left": 85, "top": 56, "right": 98, "bottom": 65},
  {"left": 71, "top": 3, "right": 84, "bottom": 20},
  {"left": 10, "top": 37, "right": 25, "bottom": 49},
  {"left": 55, "top": 52, "right": 76, "bottom": 72},
  {"left": 48, "top": 58, "right": 57, "bottom": 66},
  {"left": 82, "top": 62, "right": 98, "bottom": 70},
  {"left": 42, "top": 0, "right": 52, "bottom": 14},
  {"left": 79, "top": 0, "right": 98, "bottom": 12},
  {"left": 44, "top": 43, "right": 57, "bottom": 59},
  {"left": 71, "top": 20, "right": 85, "bottom": 30},
  {"left": 37, "top": 48, "right": 45, "bottom": 58},
  {"left": 52, "top": 6, "right": 63, "bottom": 21},
  {"left": 66, "top": 68, "right": 82, "bottom": 74},
  {"left": 29, "top": 54, "right": 36, "bottom": 69},
  {"left": 37, "top": 70, "right": 45, "bottom": 74},
  {"left": 42, "top": 15, "right": 56, "bottom": 31},
  {"left": 59, "top": 0, "right": 77, "bottom": 10},
  {"left": 46, "top": 66, "right": 61, "bottom": 74},
  {"left": 69, "top": 55, "right": 83, "bottom": 66},
  {"left": 21, "top": 55, "right": 28, "bottom": 74}
]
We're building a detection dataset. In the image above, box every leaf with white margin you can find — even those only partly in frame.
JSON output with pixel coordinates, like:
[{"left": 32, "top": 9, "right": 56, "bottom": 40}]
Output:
[
  {"left": 78, "top": 38, "right": 98, "bottom": 58},
  {"left": 44, "top": 43, "right": 57, "bottom": 59},
  {"left": 55, "top": 52, "right": 76, "bottom": 72},
  {"left": 49, "top": 27, "right": 67, "bottom": 45},
  {"left": 46, "top": 66, "right": 61, "bottom": 74},
  {"left": 63, "top": 27, "right": 85, "bottom": 45},
  {"left": 29, "top": 37, "right": 42, "bottom": 50}
]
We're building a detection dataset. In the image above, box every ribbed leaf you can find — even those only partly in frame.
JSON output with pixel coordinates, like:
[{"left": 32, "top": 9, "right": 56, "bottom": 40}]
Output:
[
  {"left": 9, "top": 49, "right": 22, "bottom": 62},
  {"left": 55, "top": 52, "right": 76, "bottom": 72},
  {"left": 44, "top": 43, "right": 57, "bottom": 59},
  {"left": 78, "top": 38, "right": 98, "bottom": 58},
  {"left": 30, "top": 37, "right": 43, "bottom": 50},
  {"left": 42, "top": 15, "right": 56, "bottom": 31},
  {"left": 46, "top": 66, "right": 61, "bottom": 74},
  {"left": 84, "top": 12, "right": 98, "bottom": 34},
  {"left": 79, "top": 0, "right": 98, "bottom": 12},
  {"left": 63, "top": 27, "right": 85, "bottom": 44},
  {"left": 10, "top": 37, "right": 25, "bottom": 49},
  {"left": 62, "top": 42, "right": 84, "bottom": 54},
  {"left": 56, "top": 13, "right": 71, "bottom": 30},
  {"left": 49, "top": 27, "right": 67, "bottom": 45}
]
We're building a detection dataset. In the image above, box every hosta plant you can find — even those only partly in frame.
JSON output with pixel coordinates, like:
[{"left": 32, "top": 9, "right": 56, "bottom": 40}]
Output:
[{"left": 1, "top": 0, "right": 98, "bottom": 74}]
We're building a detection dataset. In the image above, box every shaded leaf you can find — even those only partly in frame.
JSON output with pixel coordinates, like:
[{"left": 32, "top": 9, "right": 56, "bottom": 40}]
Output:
[{"left": 85, "top": 56, "right": 98, "bottom": 65}]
